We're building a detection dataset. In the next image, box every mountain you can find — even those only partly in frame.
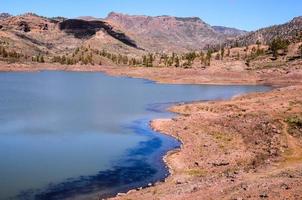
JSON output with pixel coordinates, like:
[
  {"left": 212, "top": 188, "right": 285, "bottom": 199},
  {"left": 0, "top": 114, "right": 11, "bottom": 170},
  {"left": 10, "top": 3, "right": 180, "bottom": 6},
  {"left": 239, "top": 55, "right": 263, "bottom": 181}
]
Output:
[
  {"left": 212, "top": 26, "right": 247, "bottom": 38},
  {"left": 226, "top": 16, "right": 302, "bottom": 47},
  {"left": 105, "top": 12, "right": 244, "bottom": 52},
  {"left": 1, "top": 11, "right": 300, "bottom": 63},
  {"left": 0, "top": 13, "right": 142, "bottom": 58},
  {"left": 0, "top": 11, "right": 249, "bottom": 60}
]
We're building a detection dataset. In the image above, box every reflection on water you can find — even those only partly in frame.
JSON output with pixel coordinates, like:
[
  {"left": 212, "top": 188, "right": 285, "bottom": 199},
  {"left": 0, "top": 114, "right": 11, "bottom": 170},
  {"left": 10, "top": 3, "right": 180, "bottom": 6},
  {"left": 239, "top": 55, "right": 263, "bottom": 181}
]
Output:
[{"left": 0, "top": 72, "right": 271, "bottom": 199}]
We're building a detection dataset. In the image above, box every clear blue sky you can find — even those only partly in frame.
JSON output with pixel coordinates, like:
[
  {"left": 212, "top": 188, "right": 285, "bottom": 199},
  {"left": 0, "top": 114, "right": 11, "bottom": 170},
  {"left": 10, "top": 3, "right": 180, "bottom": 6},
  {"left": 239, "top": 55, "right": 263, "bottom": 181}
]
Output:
[{"left": 0, "top": 0, "right": 301, "bottom": 31}]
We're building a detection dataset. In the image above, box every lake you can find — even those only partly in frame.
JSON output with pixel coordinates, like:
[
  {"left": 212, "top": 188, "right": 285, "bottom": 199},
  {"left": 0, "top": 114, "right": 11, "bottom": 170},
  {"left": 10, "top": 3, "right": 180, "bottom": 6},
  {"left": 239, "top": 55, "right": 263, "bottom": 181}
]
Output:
[{"left": 0, "top": 72, "right": 271, "bottom": 200}]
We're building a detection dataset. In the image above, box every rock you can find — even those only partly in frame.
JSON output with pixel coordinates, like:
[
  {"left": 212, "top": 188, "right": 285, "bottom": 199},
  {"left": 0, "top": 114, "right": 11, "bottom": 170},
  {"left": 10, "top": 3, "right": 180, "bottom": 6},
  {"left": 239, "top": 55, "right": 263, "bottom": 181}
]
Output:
[
  {"left": 176, "top": 180, "right": 183, "bottom": 185},
  {"left": 225, "top": 172, "right": 236, "bottom": 179},
  {"left": 18, "top": 21, "right": 30, "bottom": 32},
  {"left": 127, "top": 189, "right": 136, "bottom": 194},
  {"left": 39, "top": 23, "right": 48, "bottom": 30},
  {"left": 281, "top": 183, "right": 290, "bottom": 190},
  {"left": 259, "top": 192, "right": 268, "bottom": 198},
  {"left": 212, "top": 161, "right": 230, "bottom": 167},
  {"left": 136, "top": 187, "right": 143, "bottom": 191},
  {"left": 59, "top": 19, "right": 138, "bottom": 48},
  {"left": 241, "top": 183, "right": 248, "bottom": 191},
  {"left": 194, "top": 161, "right": 200, "bottom": 166},
  {"left": 191, "top": 186, "right": 198, "bottom": 193}
]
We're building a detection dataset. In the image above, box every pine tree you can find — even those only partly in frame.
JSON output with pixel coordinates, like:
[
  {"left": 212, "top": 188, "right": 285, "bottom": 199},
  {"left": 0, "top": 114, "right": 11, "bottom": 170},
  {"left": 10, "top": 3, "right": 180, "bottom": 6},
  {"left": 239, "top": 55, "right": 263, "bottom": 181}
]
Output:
[
  {"left": 206, "top": 50, "right": 212, "bottom": 66},
  {"left": 122, "top": 55, "right": 128, "bottom": 65},
  {"left": 61, "top": 55, "right": 66, "bottom": 64},
  {"left": 200, "top": 51, "right": 205, "bottom": 65},
  {"left": 236, "top": 52, "right": 240, "bottom": 60},
  {"left": 220, "top": 48, "right": 225, "bottom": 60},
  {"left": 39, "top": 55, "right": 45, "bottom": 63},
  {"left": 226, "top": 48, "right": 230, "bottom": 57},
  {"left": 142, "top": 55, "right": 147, "bottom": 66},
  {"left": 175, "top": 56, "right": 180, "bottom": 67},
  {"left": 75, "top": 47, "right": 80, "bottom": 55},
  {"left": 2, "top": 47, "right": 8, "bottom": 58}
]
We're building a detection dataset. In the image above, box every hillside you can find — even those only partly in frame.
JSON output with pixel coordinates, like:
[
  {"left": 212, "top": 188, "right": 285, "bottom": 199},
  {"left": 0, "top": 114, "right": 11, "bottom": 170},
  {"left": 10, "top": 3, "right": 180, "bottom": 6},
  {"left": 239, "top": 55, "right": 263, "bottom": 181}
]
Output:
[
  {"left": 212, "top": 25, "right": 247, "bottom": 38},
  {"left": 227, "top": 16, "right": 302, "bottom": 47},
  {"left": 0, "top": 13, "right": 145, "bottom": 64},
  {"left": 105, "top": 12, "right": 245, "bottom": 52}
]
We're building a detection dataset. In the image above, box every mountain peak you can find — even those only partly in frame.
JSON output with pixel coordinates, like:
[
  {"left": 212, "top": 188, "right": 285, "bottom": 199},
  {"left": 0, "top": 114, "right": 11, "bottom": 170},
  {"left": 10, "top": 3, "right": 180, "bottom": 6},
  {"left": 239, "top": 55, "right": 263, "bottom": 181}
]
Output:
[
  {"left": 107, "top": 12, "right": 204, "bottom": 22},
  {"left": 175, "top": 16, "right": 202, "bottom": 22},
  {"left": 291, "top": 16, "right": 302, "bottom": 23}
]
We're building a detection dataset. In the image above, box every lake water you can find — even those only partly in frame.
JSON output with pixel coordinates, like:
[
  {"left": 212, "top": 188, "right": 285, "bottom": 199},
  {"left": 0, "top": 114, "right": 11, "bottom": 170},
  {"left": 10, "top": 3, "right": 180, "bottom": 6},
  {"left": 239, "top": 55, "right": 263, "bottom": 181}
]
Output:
[{"left": 0, "top": 72, "right": 271, "bottom": 200}]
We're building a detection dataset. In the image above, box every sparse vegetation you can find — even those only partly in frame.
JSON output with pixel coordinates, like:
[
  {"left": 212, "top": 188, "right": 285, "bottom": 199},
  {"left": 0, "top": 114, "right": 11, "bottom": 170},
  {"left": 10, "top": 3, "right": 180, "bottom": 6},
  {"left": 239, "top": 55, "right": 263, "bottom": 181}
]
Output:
[
  {"left": 186, "top": 168, "right": 207, "bottom": 177},
  {"left": 286, "top": 115, "right": 302, "bottom": 137},
  {"left": 0, "top": 45, "right": 24, "bottom": 62},
  {"left": 269, "top": 37, "right": 290, "bottom": 59}
]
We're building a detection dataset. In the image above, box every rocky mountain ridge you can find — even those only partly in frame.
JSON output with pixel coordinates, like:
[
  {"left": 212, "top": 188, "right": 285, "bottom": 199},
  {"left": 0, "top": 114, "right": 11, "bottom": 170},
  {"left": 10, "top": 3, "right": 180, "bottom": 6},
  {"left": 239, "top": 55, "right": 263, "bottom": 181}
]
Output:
[
  {"left": 0, "top": 12, "right": 301, "bottom": 64},
  {"left": 226, "top": 16, "right": 302, "bottom": 47},
  {"left": 212, "top": 26, "right": 247, "bottom": 37},
  {"left": 105, "top": 12, "right": 245, "bottom": 52}
]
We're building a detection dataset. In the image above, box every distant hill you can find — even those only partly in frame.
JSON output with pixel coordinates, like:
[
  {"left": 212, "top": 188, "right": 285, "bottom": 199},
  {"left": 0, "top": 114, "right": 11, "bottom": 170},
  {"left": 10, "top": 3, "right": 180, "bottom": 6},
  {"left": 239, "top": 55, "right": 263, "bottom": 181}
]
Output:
[
  {"left": 0, "top": 13, "right": 12, "bottom": 20},
  {"left": 212, "top": 26, "right": 247, "bottom": 38},
  {"left": 226, "top": 16, "right": 302, "bottom": 47}
]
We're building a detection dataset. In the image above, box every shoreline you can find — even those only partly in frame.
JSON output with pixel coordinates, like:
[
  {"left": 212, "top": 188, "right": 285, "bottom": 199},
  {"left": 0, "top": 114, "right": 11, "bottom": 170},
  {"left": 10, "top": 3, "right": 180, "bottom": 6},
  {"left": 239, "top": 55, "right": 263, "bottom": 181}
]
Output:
[
  {"left": 1, "top": 62, "right": 302, "bottom": 87},
  {"left": 111, "top": 84, "right": 302, "bottom": 200},
  {"left": 116, "top": 89, "right": 268, "bottom": 198}
]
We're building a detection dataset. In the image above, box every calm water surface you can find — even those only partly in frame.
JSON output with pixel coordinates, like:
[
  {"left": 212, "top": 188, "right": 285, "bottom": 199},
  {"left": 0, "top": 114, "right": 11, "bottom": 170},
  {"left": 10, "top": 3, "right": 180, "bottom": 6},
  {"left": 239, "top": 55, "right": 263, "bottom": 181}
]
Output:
[{"left": 0, "top": 72, "right": 271, "bottom": 199}]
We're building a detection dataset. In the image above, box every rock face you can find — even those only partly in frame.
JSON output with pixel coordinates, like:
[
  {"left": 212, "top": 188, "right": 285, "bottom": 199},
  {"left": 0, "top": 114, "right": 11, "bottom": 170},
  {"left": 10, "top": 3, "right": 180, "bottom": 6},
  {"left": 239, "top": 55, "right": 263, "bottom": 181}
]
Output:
[
  {"left": 59, "top": 19, "right": 138, "bottom": 48},
  {"left": 227, "top": 16, "right": 302, "bottom": 46},
  {"left": 106, "top": 12, "right": 239, "bottom": 52},
  {"left": 17, "top": 21, "right": 31, "bottom": 32}
]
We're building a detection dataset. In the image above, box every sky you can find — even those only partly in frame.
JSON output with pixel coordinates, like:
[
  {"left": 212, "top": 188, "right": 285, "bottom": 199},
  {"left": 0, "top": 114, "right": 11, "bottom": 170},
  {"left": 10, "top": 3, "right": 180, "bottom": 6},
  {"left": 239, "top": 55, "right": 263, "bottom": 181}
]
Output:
[{"left": 0, "top": 0, "right": 301, "bottom": 31}]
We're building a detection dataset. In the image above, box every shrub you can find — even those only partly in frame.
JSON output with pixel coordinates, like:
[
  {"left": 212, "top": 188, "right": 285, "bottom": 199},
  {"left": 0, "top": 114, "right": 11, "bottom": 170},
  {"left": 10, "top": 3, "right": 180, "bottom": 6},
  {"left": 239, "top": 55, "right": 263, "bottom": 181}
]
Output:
[{"left": 269, "top": 37, "right": 290, "bottom": 58}]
